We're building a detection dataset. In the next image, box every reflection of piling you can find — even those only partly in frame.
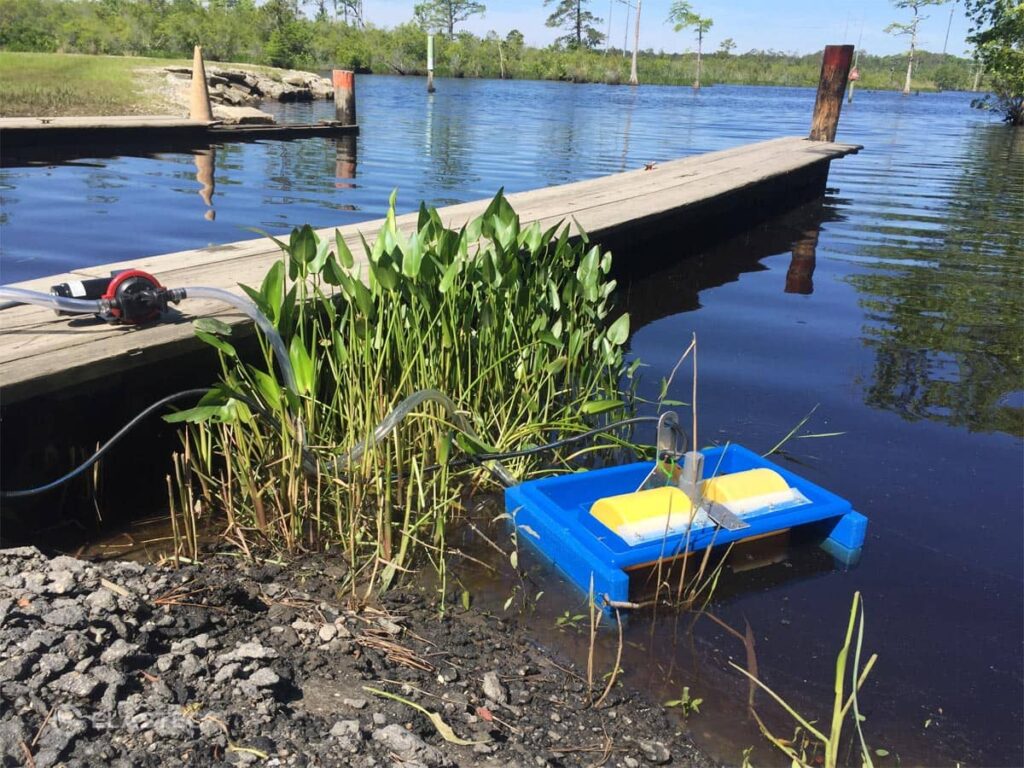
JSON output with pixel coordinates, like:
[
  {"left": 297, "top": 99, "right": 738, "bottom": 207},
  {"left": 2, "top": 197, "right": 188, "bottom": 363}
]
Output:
[
  {"left": 194, "top": 148, "right": 216, "bottom": 220},
  {"left": 189, "top": 46, "right": 214, "bottom": 122},
  {"left": 809, "top": 45, "right": 853, "bottom": 142},
  {"left": 334, "top": 135, "right": 357, "bottom": 188},
  {"left": 785, "top": 227, "right": 819, "bottom": 295},
  {"left": 427, "top": 35, "right": 436, "bottom": 93},
  {"left": 333, "top": 70, "right": 356, "bottom": 124}
]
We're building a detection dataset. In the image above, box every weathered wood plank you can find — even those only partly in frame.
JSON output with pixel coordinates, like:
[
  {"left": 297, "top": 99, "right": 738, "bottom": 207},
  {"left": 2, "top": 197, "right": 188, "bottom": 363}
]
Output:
[{"left": 0, "top": 136, "right": 860, "bottom": 402}]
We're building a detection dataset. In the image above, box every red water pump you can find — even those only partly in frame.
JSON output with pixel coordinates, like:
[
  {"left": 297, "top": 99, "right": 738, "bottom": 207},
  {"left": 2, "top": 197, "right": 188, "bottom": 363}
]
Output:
[{"left": 50, "top": 270, "right": 183, "bottom": 324}]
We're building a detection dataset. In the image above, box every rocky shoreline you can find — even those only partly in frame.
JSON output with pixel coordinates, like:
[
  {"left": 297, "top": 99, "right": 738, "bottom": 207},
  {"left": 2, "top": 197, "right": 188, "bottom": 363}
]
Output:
[
  {"left": 153, "top": 65, "right": 334, "bottom": 124},
  {"left": 0, "top": 548, "right": 713, "bottom": 768}
]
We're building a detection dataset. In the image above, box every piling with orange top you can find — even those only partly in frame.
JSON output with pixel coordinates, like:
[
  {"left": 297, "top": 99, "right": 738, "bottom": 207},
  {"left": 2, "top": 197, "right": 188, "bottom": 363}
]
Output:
[
  {"left": 189, "top": 46, "right": 214, "bottom": 122},
  {"left": 333, "top": 70, "right": 356, "bottom": 125}
]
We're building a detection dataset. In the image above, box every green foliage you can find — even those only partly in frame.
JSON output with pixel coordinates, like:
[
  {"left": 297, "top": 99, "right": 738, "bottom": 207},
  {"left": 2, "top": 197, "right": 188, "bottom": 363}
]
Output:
[
  {"left": 664, "top": 685, "right": 702, "bottom": 717},
  {"left": 172, "top": 191, "right": 632, "bottom": 593},
  {"left": 0, "top": 0, "right": 980, "bottom": 93},
  {"left": 730, "top": 592, "right": 878, "bottom": 768},
  {"left": 412, "top": 0, "right": 485, "bottom": 38},
  {"left": 544, "top": 0, "right": 604, "bottom": 51},
  {"left": 966, "top": 0, "right": 1024, "bottom": 124}
]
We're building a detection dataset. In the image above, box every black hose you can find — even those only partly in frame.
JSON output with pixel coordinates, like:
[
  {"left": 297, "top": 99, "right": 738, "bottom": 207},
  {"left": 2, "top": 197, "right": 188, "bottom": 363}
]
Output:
[{"left": 0, "top": 388, "right": 211, "bottom": 499}]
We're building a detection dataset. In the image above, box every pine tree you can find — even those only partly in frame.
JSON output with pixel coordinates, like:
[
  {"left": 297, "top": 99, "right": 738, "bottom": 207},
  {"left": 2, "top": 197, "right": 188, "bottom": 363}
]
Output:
[{"left": 544, "top": 0, "right": 605, "bottom": 50}]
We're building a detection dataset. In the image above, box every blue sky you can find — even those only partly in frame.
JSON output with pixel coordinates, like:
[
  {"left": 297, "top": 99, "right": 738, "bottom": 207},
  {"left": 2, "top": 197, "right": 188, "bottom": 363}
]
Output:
[{"left": 359, "top": 0, "right": 975, "bottom": 57}]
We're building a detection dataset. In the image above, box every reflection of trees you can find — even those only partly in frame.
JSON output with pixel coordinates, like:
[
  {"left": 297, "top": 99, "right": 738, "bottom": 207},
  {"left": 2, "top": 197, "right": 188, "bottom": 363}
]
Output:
[{"left": 849, "top": 126, "right": 1023, "bottom": 435}]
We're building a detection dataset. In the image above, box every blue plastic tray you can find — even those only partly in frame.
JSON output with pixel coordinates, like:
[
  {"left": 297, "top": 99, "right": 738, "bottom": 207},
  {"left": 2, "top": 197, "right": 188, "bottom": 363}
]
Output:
[{"left": 504, "top": 444, "right": 867, "bottom": 606}]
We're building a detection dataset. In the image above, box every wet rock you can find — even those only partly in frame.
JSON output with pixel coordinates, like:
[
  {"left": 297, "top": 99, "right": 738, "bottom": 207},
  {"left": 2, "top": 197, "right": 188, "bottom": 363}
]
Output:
[
  {"left": 38, "top": 651, "right": 72, "bottom": 679},
  {"left": 372, "top": 724, "right": 447, "bottom": 767},
  {"left": 330, "top": 719, "right": 361, "bottom": 738},
  {"left": 637, "top": 739, "right": 671, "bottom": 764},
  {"left": 52, "top": 670, "right": 100, "bottom": 698},
  {"left": 99, "top": 639, "right": 137, "bottom": 667},
  {"left": 0, "top": 653, "right": 36, "bottom": 681},
  {"left": 482, "top": 671, "right": 508, "bottom": 704},
  {"left": 42, "top": 604, "right": 86, "bottom": 629},
  {"left": 214, "top": 662, "right": 241, "bottom": 684},
  {"left": 249, "top": 667, "right": 280, "bottom": 688},
  {"left": 46, "top": 570, "right": 77, "bottom": 595}
]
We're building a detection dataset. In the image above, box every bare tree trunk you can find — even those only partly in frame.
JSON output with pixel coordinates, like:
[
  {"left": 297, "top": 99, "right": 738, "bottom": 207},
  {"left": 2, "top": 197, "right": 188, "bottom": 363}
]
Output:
[
  {"left": 629, "top": 0, "right": 642, "bottom": 85},
  {"left": 694, "top": 29, "right": 702, "bottom": 89},
  {"left": 903, "top": 23, "right": 916, "bottom": 95}
]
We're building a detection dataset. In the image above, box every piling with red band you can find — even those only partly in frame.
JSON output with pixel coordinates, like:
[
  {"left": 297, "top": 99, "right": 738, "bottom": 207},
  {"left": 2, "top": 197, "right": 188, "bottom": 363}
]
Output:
[
  {"left": 333, "top": 70, "right": 356, "bottom": 125},
  {"left": 809, "top": 45, "right": 854, "bottom": 142}
]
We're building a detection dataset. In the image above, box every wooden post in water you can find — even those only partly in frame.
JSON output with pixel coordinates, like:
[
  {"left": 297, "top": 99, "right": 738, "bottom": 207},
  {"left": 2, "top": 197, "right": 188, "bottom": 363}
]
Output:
[
  {"left": 189, "top": 46, "right": 213, "bottom": 122},
  {"left": 427, "top": 35, "right": 436, "bottom": 93},
  {"left": 333, "top": 70, "right": 356, "bottom": 125},
  {"left": 809, "top": 45, "right": 853, "bottom": 142}
]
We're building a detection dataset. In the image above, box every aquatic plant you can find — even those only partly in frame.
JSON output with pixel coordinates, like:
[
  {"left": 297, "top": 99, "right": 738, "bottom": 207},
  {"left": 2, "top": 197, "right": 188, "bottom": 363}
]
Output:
[
  {"left": 167, "top": 190, "right": 631, "bottom": 597},
  {"left": 729, "top": 591, "right": 878, "bottom": 768}
]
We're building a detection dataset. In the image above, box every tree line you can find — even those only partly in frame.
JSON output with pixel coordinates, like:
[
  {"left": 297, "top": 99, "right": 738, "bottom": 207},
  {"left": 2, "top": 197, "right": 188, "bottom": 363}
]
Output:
[{"left": 0, "top": 0, "right": 985, "bottom": 94}]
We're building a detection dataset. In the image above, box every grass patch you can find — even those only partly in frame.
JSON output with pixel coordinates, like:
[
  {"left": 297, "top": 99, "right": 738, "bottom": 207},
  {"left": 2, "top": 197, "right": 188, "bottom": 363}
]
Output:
[
  {"left": 0, "top": 51, "right": 298, "bottom": 117},
  {"left": 0, "top": 52, "right": 176, "bottom": 116}
]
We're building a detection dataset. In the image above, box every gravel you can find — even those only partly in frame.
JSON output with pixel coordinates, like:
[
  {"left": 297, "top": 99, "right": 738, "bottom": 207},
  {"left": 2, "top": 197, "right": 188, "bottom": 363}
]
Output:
[{"left": 0, "top": 546, "right": 713, "bottom": 768}]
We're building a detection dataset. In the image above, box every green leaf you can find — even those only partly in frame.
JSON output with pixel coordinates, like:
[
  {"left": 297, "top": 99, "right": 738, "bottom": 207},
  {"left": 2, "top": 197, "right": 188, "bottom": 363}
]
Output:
[
  {"left": 195, "top": 329, "right": 237, "bottom": 357},
  {"left": 239, "top": 283, "right": 273, "bottom": 320},
  {"left": 543, "top": 357, "right": 567, "bottom": 375},
  {"left": 162, "top": 404, "right": 225, "bottom": 424},
  {"left": 581, "top": 398, "right": 624, "bottom": 415},
  {"left": 875, "top": 749, "right": 890, "bottom": 757},
  {"left": 335, "top": 230, "right": 355, "bottom": 269},
  {"left": 260, "top": 260, "right": 285, "bottom": 323},
  {"left": 455, "top": 432, "right": 498, "bottom": 456},
  {"left": 363, "top": 687, "right": 488, "bottom": 746},
  {"left": 288, "top": 335, "right": 314, "bottom": 395},
  {"left": 461, "top": 589, "right": 471, "bottom": 610},
  {"left": 193, "top": 317, "right": 233, "bottom": 336},
  {"left": 250, "top": 366, "right": 282, "bottom": 405},
  {"left": 309, "top": 235, "right": 331, "bottom": 274},
  {"left": 606, "top": 313, "right": 630, "bottom": 346}
]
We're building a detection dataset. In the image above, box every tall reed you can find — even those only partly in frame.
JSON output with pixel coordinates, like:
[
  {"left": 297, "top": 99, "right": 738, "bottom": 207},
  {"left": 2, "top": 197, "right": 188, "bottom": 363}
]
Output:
[{"left": 168, "top": 191, "right": 631, "bottom": 596}]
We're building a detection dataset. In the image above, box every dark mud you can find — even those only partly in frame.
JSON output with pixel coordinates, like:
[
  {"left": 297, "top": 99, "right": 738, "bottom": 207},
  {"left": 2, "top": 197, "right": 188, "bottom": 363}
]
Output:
[{"left": 0, "top": 547, "right": 714, "bottom": 767}]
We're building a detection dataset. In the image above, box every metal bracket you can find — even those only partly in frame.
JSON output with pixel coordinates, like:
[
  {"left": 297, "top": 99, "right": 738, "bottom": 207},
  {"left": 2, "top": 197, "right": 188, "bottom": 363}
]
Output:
[
  {"left": 637, "top": 411, "right": 685, "bottom": 492},
  {"left": 705, "top": 501, "right": 750, "bottom": 531}
]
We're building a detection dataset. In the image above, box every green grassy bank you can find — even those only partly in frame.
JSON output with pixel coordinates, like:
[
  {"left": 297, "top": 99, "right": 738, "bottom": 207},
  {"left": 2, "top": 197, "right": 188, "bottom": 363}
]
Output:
[{"left": 0, "top": 52, "right": 183, "bottom": 116}]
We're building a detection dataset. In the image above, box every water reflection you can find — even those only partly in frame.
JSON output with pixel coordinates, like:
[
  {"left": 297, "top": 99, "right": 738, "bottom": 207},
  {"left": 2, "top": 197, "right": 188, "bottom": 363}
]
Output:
[
  {"left": 850, "top": 126, "right": 1023, "bottom": 435},
  {"left": 622, "top": 196, "right": 842, "bottom": 330},
  {"left": 194, "top": 148, "right": 216, "bottom": 220},
  {"left": 334, "top": 135, "right": 357, "bottom": 188},
  {"left": 783, "top": 199, "right": 821, "bottom": 295}
]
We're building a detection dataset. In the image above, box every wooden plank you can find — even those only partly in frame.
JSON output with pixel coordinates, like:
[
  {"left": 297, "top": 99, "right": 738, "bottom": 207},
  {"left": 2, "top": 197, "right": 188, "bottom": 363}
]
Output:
[{"left": 0, "top": 136, "right": 860, "bottom": 402}]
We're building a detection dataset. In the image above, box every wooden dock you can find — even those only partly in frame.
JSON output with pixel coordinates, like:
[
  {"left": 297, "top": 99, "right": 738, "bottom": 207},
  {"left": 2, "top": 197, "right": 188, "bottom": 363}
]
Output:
[
  {"left": 0, "top": 115, "right": 359, "bottom": 162},
  {"left": 0, "top": 136, "right": 859, "bottom": 403}
]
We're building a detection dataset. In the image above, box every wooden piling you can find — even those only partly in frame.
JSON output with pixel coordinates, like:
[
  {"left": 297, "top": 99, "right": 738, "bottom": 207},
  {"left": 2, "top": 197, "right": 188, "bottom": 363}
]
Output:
[
  {"left": 333, "top": 70, "right": 356, "bottom": 125},
  {"left": 189, "top": 46, "right": 213, "bottom": 122},
  {"left": 809, "top": 45, "right": 853, "bottom": 142},
  {"left": 427, "top": 35, "right": 436, "bottom": 93}
]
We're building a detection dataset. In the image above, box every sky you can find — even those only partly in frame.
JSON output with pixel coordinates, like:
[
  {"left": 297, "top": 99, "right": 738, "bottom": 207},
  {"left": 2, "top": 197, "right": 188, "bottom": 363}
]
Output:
[{"left": 357, "top": 0, "right": 976, "bottom": 58}]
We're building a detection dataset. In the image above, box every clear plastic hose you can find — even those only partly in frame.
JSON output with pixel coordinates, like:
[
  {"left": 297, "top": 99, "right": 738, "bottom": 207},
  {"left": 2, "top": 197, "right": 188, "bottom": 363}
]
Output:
[
  {"left": 0, "top": 286, "right": 105, "bottom": 315},
  {"left": 180, "top": 286, "right": 297, "bottom": 394},
  {"left": 332, "top": 388, "right": 516, "bottom": 486}
]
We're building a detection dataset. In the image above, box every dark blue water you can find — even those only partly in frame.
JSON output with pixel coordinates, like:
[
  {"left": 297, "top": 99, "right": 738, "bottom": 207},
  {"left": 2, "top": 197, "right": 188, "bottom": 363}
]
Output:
[{"left": 1, "top": 78, "right": 1021, "bottom": 765}]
